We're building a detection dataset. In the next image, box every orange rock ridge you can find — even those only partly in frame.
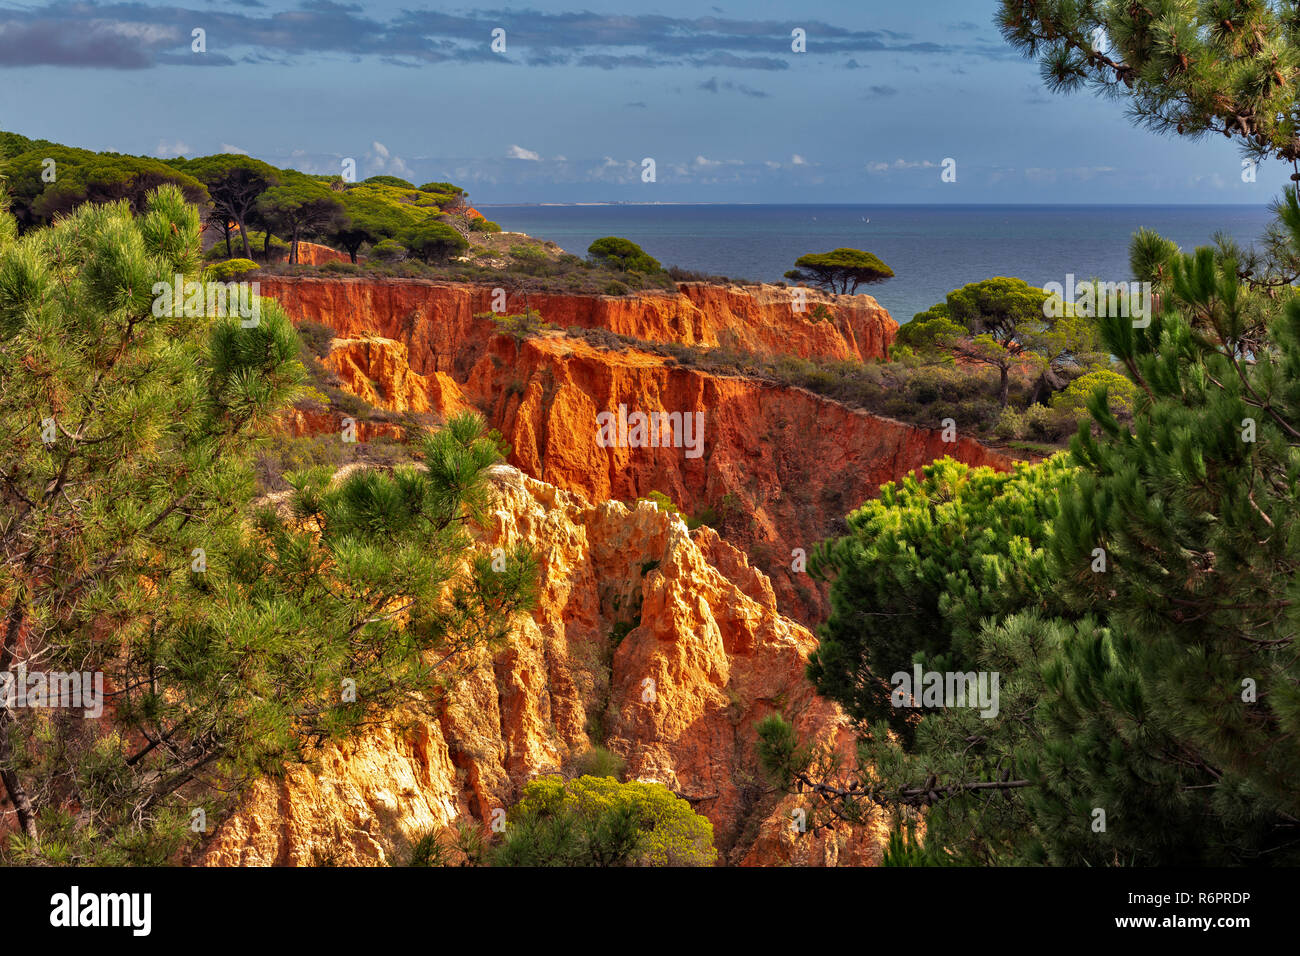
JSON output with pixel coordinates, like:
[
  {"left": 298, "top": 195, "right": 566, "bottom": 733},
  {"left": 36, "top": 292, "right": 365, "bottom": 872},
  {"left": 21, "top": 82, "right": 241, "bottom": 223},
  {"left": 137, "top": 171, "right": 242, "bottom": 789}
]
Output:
[
  {"left": 198, "top": 467, "right": 886, "bottom": 866},
  {"left": 195, "top": 274, "right": 1018, "bottom": 867},
  {"left": 262, "top": 276, "right": 1013, "bottom": 622},
  {"left": 465, "top": 333, "right": 1013, "bottom": 622},
  {"left": 257, "top": 275, "right": 897, "bottom": 365},
  {"left": 292, "top": 241, "right": 352, "bottom": 266}
]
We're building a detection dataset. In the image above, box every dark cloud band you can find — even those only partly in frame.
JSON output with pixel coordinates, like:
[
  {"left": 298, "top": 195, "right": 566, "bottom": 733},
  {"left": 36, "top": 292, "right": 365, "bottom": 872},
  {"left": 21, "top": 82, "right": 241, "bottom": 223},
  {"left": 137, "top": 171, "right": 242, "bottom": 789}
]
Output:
[{"left": 0, "top": 3, "right": 1003, "bottom": 70}]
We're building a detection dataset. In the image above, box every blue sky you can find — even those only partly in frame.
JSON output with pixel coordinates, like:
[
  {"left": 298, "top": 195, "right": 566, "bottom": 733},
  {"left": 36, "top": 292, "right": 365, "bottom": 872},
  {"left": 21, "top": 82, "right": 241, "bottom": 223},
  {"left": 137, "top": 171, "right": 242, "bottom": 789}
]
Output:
[{"left": 0, "top": 0, "right": 1284, "bottom": 203}]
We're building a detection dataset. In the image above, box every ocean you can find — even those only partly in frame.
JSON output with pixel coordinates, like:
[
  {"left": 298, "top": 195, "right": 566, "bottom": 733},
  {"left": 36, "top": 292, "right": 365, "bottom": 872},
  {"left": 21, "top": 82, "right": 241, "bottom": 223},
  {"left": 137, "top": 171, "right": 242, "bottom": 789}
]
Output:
[{"left": 482, "top": 204, "right": 1276, "bottom": 323}]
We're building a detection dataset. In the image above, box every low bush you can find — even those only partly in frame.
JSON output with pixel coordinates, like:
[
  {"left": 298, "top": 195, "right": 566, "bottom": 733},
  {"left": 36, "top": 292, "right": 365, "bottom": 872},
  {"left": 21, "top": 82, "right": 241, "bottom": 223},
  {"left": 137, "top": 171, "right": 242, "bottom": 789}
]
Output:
[
  {"left": 572, "top": 746, "right": 627, "bottom": 780},
  {"left": 478, "top": 308, "right": 553, "bottom": 341},
  {"left": 257, "top": 253, "right": 676, "bottom": 295},
  {"left": 371, "top": 238, "right": 407, "bottom": 261},
  {"left": 665, "top": 265, "right": 754, "bottom": 285},
  {"left": 206, "top": 257, "right": 260, "bottom": 281},
  {"left": 296, "top": 319, "right": 336, "bottom": 359}
]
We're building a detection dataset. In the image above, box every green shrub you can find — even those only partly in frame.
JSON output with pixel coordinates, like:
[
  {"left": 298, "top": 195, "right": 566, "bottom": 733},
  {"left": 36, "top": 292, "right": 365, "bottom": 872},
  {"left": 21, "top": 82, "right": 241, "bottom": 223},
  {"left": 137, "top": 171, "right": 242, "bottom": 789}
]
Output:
[
  {"left": 480, "top": 309, "right": 551, "bottom": 341},
  {"left": 253, "top": 433, "right": 345, "bottom": 493},
  {"left": 588, "top": 236, "right": 662, "bottom": 274},
  {"left": 371, "top": 238, "right": 406, "bottom": 261},
  {"left": 491, "top": 776, "right": 716, "bottom": 867},
  {"left": 408, "top": 831, "right": 451, "bottom": 867},
  {"left": 572, "top": 746, "right": 626, "bottom": 780},
  {"left": 407, "top": 821, "right": 487, "bottom": 867},
  {"left": 325, "top": 387, "right": 369, "bottom": 420},
  {"left": 363, "top": 175, "right": 415, "bottom": 189},
  {"left": 418, "top": 181, "right": 465, "bottom": 201},
  {"left": 511, "top": 245, "right": 546, "bottom": 262},
  {"left": 995, "top": 403, "right": 1056, "bottom": 441},
  {"left": 665, "top": 265, "right": 753, "bottom": 284},
  {"left": 1024, "top": 402, "right": 1056, "bottom": 439},
  {"left": 318, "top": 260, "right": 359, "bottom": 274},
  {"left": 206, "top": 258, "right": 260, "bottom": 281},
  {"left": 402, "top": 222, "right": 469, "bottom": 263},
  {"left": 509, "top": 245, "right": 551, "bottom": 275},
  {"left": 994, "top": 406, "right": 1026, "bottom": 440},
  {"left": 1050, "top": 368, "right": 1137, "bottom": 419},
  {"left": 295, "top": 320, "right": 337, "bottom": 359}
]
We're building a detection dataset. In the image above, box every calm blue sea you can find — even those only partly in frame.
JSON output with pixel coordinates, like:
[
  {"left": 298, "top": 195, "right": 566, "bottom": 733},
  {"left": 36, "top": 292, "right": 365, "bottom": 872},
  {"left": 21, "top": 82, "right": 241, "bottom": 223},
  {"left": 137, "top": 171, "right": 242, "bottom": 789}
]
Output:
[{"left": 482, "top": 204, "right": 1276, "bottom": 323}]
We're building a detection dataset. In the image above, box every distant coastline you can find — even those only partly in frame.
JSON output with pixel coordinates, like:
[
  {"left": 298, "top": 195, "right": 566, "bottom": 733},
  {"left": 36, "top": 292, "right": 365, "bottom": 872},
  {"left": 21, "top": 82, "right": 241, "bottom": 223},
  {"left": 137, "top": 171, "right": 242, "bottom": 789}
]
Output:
[{"left": 483, "top": 203, "right": 1277, "bottom": 321}]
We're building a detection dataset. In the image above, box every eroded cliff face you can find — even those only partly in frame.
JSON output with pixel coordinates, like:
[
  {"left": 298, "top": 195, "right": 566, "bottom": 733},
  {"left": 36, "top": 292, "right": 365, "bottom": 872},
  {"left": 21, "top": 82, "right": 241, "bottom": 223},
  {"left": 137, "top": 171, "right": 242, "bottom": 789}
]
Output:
[
  {"left": 205, "top": 274, "right": 1013, "bottom": 868},
  {"left": 263, "top": 275, "right": 1011, "bottom": 622},
  {"left": 198, "top": 467, "right": 885, "bottom": 867},
  {"left": 323, "top": 335, "right": 435, "bottom": 413},
  {"left": 305, "top": 318, "right": 1014, "bottom": 622},
  {"left": 292, "top": 241, "right": 351, "bottom": 266},
  {"left": 464, "top": 334, "right": 1013, "bottom": 622},
  {"left": 258, "top": 276, "right": 896, "bottom": 365}
]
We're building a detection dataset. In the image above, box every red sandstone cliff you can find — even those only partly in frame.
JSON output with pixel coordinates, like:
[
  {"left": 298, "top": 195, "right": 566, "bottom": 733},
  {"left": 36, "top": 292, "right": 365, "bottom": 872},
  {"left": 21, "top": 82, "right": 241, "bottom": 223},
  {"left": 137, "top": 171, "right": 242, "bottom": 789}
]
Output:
[
  {"left": 193, "top": 274, "right": 1016, "bottom": 868},
  {"left": 463, "top": 333, "right": 1012, "bottom": 622},
  {"left": 198, "top": 467, "right": 885, "bottom": 866},
  {"left": 258, "top": 275, "right": 896, "bottom": 365},
  {"left": 262, "top": 276, "right": 1012, "bottom": 622},
  {"left": 292, "top": 241, "right": 351, "bottom": 266}
]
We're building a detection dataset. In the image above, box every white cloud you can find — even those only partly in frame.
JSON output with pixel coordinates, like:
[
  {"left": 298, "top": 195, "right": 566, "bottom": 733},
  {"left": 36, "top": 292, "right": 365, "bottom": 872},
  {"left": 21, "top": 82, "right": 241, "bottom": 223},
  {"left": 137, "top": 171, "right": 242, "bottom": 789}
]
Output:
[
  {"left": 791, "top": 154, "right": 807, "bottom": 165},
  {"left": 219, "top": 143, "right": 250, "bottom": 156},
  {"left": 154, "top": 139, "right": 191, "bottom": 158},
  {"left": 586, "top": 157, "right": 640, "bottom": 183},
  {"left": 692, "top": 155, "right": 743, "bottom": 168},
  {"left": 507, "top": 144, "right": 542, "bottom": 161},
  {"left": 866, "top": 158, "right": 939, "bottom": 173},
  {"left": 106, "top": 22, "right": 180, "bottom": 44},
  {"left": 366, "top": 140, "right": 413, "bottom": 178}
]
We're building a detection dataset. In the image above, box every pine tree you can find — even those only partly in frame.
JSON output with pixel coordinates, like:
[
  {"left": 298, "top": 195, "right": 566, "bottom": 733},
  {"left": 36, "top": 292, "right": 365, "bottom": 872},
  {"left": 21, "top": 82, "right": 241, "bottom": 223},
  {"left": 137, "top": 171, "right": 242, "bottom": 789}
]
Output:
[
  {"left": 1045, "top": 207, "right": 1300, "bottom": 862},
  {"left": 757, "top": 1, "right": 1300, "bottom": 867},
  {"left": 998, "top": 1, "right": 1300, "bottom": 166},
  {"left": 0, "top": 186, "right": 537, "bottom": 863},
  {"left": 807, "top": 456, "right": 1076, "bottom": 743},
  {"left": 256, "top": 180, "right": 344, "bottom": 265},
  {"left": 784, "top": 248, "right": 893, "bottom": 295},
  {"left": 761, "top": 216, "right": 1300, "bottom": 864}
]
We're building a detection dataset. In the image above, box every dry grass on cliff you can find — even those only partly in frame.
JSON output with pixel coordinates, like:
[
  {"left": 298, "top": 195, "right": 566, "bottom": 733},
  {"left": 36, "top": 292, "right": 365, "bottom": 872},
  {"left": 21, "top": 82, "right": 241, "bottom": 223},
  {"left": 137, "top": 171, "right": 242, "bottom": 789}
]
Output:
[
  {"left": 253, "top": 241, "right": 678, "bottom": 297},
  {"left": 555, "top": 324, "right": 1069, "bottom": 447},
  {"left": 251, "top": 323, "right": 451, "bottom": 494}
]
